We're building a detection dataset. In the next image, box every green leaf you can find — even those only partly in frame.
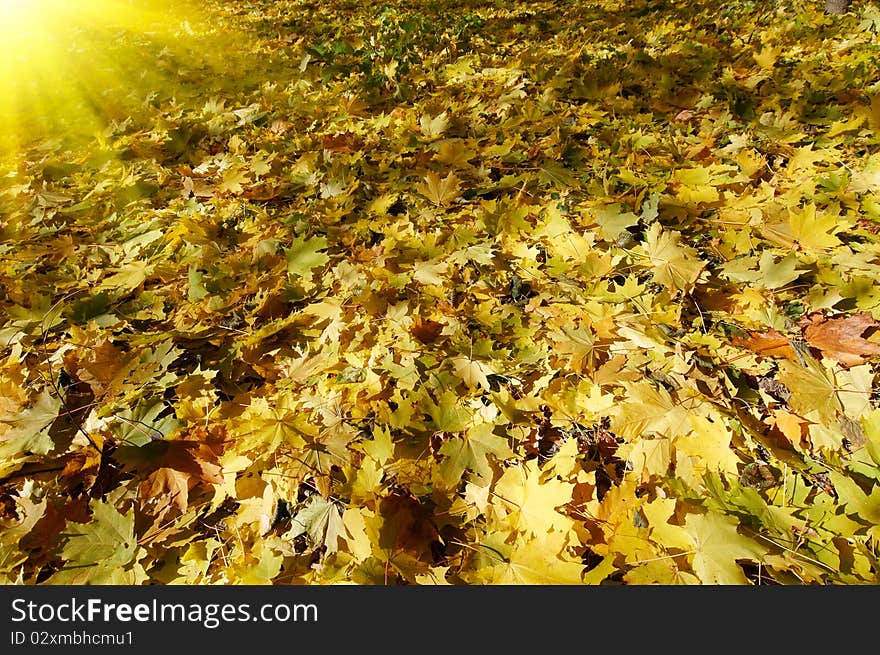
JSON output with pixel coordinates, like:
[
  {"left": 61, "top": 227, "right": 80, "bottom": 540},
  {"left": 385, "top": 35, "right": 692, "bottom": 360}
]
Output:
[
  {"left": 286, "top": 235, "right": 329, "bottom": 278},
  {"left": 61, "top": 501, "right": 139, "bottom": 567},
  {"left": 437, "top": 422, "right": 515, "bottom": 487},
  {"left": 538, "top": 162, "right": 580, "bottom": 189},
  {"left": 0, "top": 391, "right": 62, "bottom": 458},
  {"left": 427, "top": 390, "right": 472, "bottom": 432}
]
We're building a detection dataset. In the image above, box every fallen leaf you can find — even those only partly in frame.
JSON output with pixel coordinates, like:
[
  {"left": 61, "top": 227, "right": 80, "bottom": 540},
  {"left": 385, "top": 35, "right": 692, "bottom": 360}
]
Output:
[
  {"left": 416, "top": 171, "right": 461, "bottom": 206},
  {"left": 803, "top": 312, "right": 880, "bottom": 367},
  {"left": 731, "top": 328, "right": 800, "bottom": 361}
]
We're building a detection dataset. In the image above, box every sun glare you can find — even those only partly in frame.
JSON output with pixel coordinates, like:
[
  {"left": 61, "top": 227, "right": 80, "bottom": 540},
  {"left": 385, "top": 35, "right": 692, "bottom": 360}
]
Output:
[
  {"left": 0, "top": 0, "right": 32, "bottom": 14},
  {"left": 0, "top": 0, "right": 216, "bottom": 162}
]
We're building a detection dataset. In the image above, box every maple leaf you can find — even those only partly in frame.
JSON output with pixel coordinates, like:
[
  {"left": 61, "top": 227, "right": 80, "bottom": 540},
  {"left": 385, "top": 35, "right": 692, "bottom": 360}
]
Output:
[
  {"left": 788, "top": 203, "right": 842, "bottom": 251},
  {"left": 803, "top": 312, "right": 880, "bottom": 367},
  {"left": 776, "top": 359, "right": 842, "bottom": 424},
  {"left": 435, "top": 139, "right": 476, "bottom": 168},
  {"left": 218, "top": 165, "right": 251, "bottom": 195},
  {"left": 641, "top": 222, "right": 704, "bottom": 293},
  {"left": 624, "top": 437, "right": 672, "bottom": 482},
  {"left": 479, "top": 532, "right": 586, "bottom": 584},
  {"left": 364, "top": 491, "right": 439, "bottom": 580},
  {"left": 624, "top": 560, "right": 700, "bottom": 585},
  {"left": 411, "top": 259, "right": 449, "bottom": 285},
  {"left": 436, "top": 422, "right": 515, "bottom": 487},
  {"left": 684, "top": 511, "right": 767, "bottom": 584},
  {"left": 367, "top": 192, "right": 399, "bottom": 216},
  {"left": 426, "top": 390, "right": 472, "bottom": 433},
  {"left": 140, "top": 467, "right": 190, "bottom": 517},
  {"left": 8, "top": 0, "right": 880, "bottom": 588},
  {"left": 642, "top": 497, "right": 693, "bottom": 553},
  {"left": 97, "top": 260, "right": 152, "bottom": 293},
  {"left": 287, "top": 496, "right": 346, "bottom": 554},
  {"left": 60, "top": 501, "right": 140, "bottom": 568},
  {"left": 449, "top": 355, "right": 493, "bottom": 391},
  {"left": 610, "top": 381, "right": 691, "bottom": 440},
  {"left": 416, "top": 171, "right": 461, "bottom": 206},
  {"left": 0, "top": 391, "right": 61, "bottom": 460},
  {"left": 672, "top": 166, "right": 720, "bottom": 204},
  {"left": 116, "top": 426, "right": 225, "bottom": 486},
  {"left": 414, "top": 566, "right": 453, "bottom": 585},
  {"left": 538, "top": 162, "right": 580, "bottom": 189},
  {"left": 410, "top": 316, "right": 444, "bottom": 344},
  {"left": 419, "top": 111, "right": 449, "bottom": 139},
  {"left": 731, "top": 328, "right": 800, "bottom": 361},
  {"left": 547, "top": 323, "right": 596, "bottom": 373},
  {"left": 360, "top": 425, "right": 395, "bottom": 466},
  {"left": 62, "top": 338, "right": 127, "bottom": 398},
  {"left": 286, "top": 234, "right": 330, "bottom": 279},
  {"left": 492, "top": 460, "right": 574, "bottom": 536},
  {"left": 830, "top": 470, "right": 880, "bottom": 526},
  {"left": 756, "top": 251, "right": 803, "bottom": 290}
]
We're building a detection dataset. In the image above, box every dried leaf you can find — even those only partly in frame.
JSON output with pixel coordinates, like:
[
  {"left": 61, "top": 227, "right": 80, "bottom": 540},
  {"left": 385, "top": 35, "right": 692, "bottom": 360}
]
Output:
[
  {"left": 731, "top": 328, "right": 800, "bottom": 361},
  {"left": 803, "top": 312, "right": 880, "bottom": 366}
]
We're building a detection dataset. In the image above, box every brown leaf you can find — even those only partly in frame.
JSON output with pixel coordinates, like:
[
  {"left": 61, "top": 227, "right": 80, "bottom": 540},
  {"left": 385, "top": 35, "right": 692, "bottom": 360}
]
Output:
[
  {"left": 731, "top": 329, "right": 800, "bottom": 361},
  {"left": 410, "top": 317, "right": 444, "bottom": 344},
  {"left": 62, "top": 339, "right": 126, "bottom": 397},
  {"left": 674, "top": 109, "right": 695, "bottom": 122},
  {"left": 59, "top": 447, "right": 103, "bottom": 495},
  {"left": 321, "top": 132, "right": 359, "bottom": 153},
  {"left": 803, "top": 312, "right": 880, "bottom": 367},
  {"left": 116, "top": 425, "right": 226, "bottom": 486},
  {"left": 377, "top": 490, "right": 439, "bottom": 556},
  {"left": 140, "top": 467, "right": 191, "bottom": 516},
  {"left": 47, "top": 377, "right": 95, "bottom": 455}
]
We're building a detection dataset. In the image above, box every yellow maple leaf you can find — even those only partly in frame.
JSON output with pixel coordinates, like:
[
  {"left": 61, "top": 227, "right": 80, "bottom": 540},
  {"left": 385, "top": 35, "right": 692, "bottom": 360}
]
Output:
[
  {"left": 684, "top": 511, "right": 767, "bottom": 584},
  {"left": 671, "top": 166, "right": 720, "bottom": 204},
  {"left": 449, "top": 355, "right": 494, "bottom": 390},
  {"left": 419, "top": 111, "right": 449, "bottom": 139},
  {"left": 641, "top": 497, "right": 693, "bottom": 553},
  {"left": 776, "top": 359, "right": 843, "bottom": 424},
  {"left": 411, "top": 259, "right": 448, "bottom": 285},
  {"left": 625, "top": 437, "right": 672, "bottom": 482},
  {"left": 490, "top": 533, "right": 585, "bottom": 584},
  {"left": 674, "top": 414, "right": 742, "bottom": 479},
  {"left": 547, "top": 323, "right": 596, "bottom": 373},
  {"left": 610, "top": 380, "right": 692, "bottom": 440},
  {"left": 641, "top": 222, "right": 705, "bottom": 293},
  {"left": 437, "top": 422, "right": 515, "bottom": 487},
  {"left": 752, "top": 45, "right": 778, "bottom": 69},
  {"left": 367, "top": 192, "right": 399, "bottom": 216},
  {"left": 416, "top": 171, "right": 461, "bottom": 206},
  {"left": 218, "top": 165, "right": 250, "bottom": 195},
  {"left": 492, "top": 460, "right": 574, "bottom": 536},
  {"left": 788, "top": 202, "right": 842, "bottom": 251},
  {"left": 435, "top": 139, "right": 476, "bottom": 168}
]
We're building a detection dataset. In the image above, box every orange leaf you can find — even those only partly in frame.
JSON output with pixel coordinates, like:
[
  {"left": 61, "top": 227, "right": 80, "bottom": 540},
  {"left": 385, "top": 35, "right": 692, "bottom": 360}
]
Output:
[
  {"left": 730, "top": 329, "right": 799, "bottom": 361},
  {"left": 803, "top": 312, "right": 880, "bottom": 367}
]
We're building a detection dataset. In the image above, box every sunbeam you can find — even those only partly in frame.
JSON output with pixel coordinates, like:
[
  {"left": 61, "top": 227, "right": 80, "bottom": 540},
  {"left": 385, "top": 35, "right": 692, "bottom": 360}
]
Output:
[{"left": 0, "top": 0, "right": 218, "bottom": 162}]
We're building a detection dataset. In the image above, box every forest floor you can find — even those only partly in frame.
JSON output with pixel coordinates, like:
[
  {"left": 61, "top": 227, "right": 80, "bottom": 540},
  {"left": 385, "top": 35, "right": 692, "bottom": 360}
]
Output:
[{"left": 2, "top": 0, "right": 880, "bottom": 584}]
